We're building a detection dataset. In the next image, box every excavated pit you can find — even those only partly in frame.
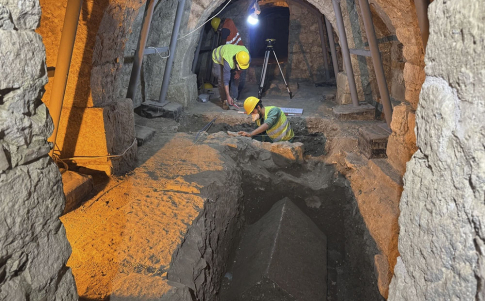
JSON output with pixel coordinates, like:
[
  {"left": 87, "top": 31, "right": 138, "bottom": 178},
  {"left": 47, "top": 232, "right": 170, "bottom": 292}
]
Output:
[
  {"left": 172, "top": 116, "right": 384, "bottom": 300},
  {"left": 65, "top": 114, "right": 385, "bottom": 300}
]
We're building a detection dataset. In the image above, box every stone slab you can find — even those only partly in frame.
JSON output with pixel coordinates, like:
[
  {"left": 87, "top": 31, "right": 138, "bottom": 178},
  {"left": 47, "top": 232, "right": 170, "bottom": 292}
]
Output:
[
  {"left": 324, "top": 93, "right": 336, "bottom": 102},
  {"left": 56, "top": 98, "right": 137, "bottom": 176},
  {"left": 62, "top": 171, "right": 93, "bottom": 214},
  {"left": 135, "top": 124, "right": 156, "bottom": 146},
  {"left": 227, "top": 198, "right": 327, "bottom": 301},
  {"left": 358, "top": 124, "right": 391, "bottom": 159},
  {"left": 333, "top": 103, "right": 375, "bottom": 121},
  {"left": 368, "top": 158, "right": 404, "bottom": 189},
  {"left": 135, "top": 101, "right": 183, "bottom": 120}
]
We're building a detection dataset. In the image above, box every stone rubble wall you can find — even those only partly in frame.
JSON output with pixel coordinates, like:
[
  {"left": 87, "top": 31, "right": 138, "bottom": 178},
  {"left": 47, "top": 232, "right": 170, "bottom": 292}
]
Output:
[
  {"left": 0, "top": 0, "right": 77, "bottom": 299},
  {"left": 389, "top": 0, "right": 485, "bottom": 299}
]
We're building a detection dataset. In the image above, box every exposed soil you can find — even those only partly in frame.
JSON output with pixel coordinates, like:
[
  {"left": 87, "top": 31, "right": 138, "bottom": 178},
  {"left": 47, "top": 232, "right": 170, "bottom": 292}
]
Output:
[
  {"left": 178, "top": 114, "right": 327, "bottom": 157},
  {"left": 68, "top": 113, "right": 386, "bottom": 300},
  {"left": 218, "top": 159, "right": 383, "bottom": 301}
]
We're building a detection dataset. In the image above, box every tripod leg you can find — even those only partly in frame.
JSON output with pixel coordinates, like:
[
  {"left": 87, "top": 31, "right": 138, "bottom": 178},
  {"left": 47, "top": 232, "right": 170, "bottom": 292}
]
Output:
[
  {"left": 272, "top": 50, "right": 293, "bottom": 99},
  {"left": 258, "top": 50, "right": 270, "bottom": 99}
]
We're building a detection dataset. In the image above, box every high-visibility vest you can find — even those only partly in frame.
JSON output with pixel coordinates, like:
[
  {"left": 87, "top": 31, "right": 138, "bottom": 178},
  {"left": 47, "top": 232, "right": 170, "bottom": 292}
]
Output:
[
  {"left": 212, "top": 44, "right": 249, "bottom": 69},
  {"left": 222, "top": 19, "right": 243, "bottom": 45},
  {"left": 256, "top": 106, "right": 294, "bottom": 142}
]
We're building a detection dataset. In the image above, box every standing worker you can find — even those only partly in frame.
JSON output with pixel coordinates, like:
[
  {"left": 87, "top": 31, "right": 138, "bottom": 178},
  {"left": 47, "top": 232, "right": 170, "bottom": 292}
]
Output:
[
  {"left": 211, "top": 17, "right": 244, "bottom": 46},
  {"left": 211, "top": 17, "right": 247, "bottom": 104},
  {"left": 238, "top": 97, "right": 294, "bottom": 142},
  {"left": 212, "top": 44, "right": 250, "bottom": 110}
]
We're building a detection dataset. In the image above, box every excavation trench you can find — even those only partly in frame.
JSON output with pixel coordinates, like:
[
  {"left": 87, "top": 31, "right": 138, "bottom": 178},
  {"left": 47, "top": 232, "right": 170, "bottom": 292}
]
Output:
[
  {"left": 165, "top": 117, "right": 384, "bottom": 301},
  {"left": 66, "top": 114, "right": 384, "bottom": 300}
]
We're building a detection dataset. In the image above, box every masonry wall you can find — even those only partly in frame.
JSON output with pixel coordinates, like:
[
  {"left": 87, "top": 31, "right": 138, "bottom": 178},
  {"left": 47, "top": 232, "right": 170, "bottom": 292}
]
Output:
[
  {"left": 0, "top": 0, "right": 77, "bottom": 299},
  {"left": 37, "top": 0, "right": 138, "bottom": 175},
  {"left": 389, "top": 1, "right": 485, "bottom": 299}
]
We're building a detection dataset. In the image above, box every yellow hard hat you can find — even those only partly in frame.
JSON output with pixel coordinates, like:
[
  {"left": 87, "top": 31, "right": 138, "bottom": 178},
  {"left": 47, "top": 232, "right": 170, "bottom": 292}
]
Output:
[
  {"left": 236, "top": 51, "right": 250, "bottom": 70},
  {"left": 244, "top": 96, "right": 260, "bottom": 115},
  {"left": 202, "top": 83, "right": 213, "bottom": 89},
  {"left": 211, "top": 17, "right": 221, "bottom": 31}
]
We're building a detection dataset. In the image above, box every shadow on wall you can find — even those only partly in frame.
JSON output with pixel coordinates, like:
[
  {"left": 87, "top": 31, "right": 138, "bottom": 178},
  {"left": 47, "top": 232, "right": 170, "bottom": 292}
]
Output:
[
  {"left": 37, "top": 0, "right": 138, "bottom": 175},
  {"left": 60, "top": 0, "right": 110, "bottom": 158}
]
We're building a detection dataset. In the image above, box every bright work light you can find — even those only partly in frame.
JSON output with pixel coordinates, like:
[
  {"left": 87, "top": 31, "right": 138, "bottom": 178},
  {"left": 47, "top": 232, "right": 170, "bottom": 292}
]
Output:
[
  {"left": 247, "top": 13, "right": 259, "bottom": 25},
  {"left": 247, "top": 0, "right": 261, "bottom": 25}
]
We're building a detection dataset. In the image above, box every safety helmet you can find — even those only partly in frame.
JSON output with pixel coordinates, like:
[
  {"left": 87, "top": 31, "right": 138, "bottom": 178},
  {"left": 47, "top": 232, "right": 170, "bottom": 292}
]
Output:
[
  {"left": 244, "top": 96, "right": 260, "bottom": 115},
  {"left": 236, "top": 51, "right": 250, "bottom": 70},
  {"left": 202, "top": 83, "right": 213, "bottom": 89},
  {"left": 211, "top": 17, "right": 221, "bottom": 31}
]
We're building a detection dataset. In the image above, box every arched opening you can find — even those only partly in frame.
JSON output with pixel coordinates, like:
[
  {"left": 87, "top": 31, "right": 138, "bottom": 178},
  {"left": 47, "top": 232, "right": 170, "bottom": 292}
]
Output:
[{"left": 249, "top": 6, "right": 290, "bottom": 61}]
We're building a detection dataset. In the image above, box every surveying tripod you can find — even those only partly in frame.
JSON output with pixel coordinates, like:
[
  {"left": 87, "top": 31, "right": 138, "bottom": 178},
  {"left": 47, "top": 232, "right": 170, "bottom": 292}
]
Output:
[{"left": 258, "top": 39, "right": 293, "bottom": 99}]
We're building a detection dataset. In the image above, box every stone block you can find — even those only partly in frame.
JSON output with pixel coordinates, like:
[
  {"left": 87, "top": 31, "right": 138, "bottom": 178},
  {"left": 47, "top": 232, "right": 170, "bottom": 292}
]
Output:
[
  {"left": 0, "top": 4, "right": 15, "bottom": 30},
  {"left": 386, "top": 103, "right": 417, "bottom": 175},
  {"left": 358, "top": 124, "right": 391, "bottom": 159},
  {"left": 135, "top": 124, "right": 156, "bottom": 146},
  {"left": 337, "top": 72, "right": 350, "bottom": 92},
  {"left": 8, "top": 140, "right": 51, "bottom": 168},
  {"left": 62, "top": 171, "right": 93, "bottom": 214},
  {"left": 136, "top": 101, "right": 183, "bottom": 120},
  {"left": 324, "top": 93, "right": 336, "bottom": 102},
  {"left": 0, "top": 0, "right": 41, "bottom": 30},
  {"left": 336, "top": 72, "right": 352, "bottom": 105},
  {"left": 56, "top": 98, "right": 137, "bottom": 175},
  {"left": 0, "top": 30, "right": 46, "bottom": 90},
  {"left": 0, "top": 146, "right": 10, "bottom": 172},
  {"left": 256, "top": 141, "right": 304, "bottom": 167},
  {"left": 0, "top": 157, "right": 77, "bottom": 300},
  {"left": 337, "top": 91, "right": 352, "bottom": 105},
  {"left": 227, "top": 198, "right": 327, "bottom": 300},
  {"left": 333, "top": 103, "right": 375, "bottom": 121},
  {"left": 166, "top": 74, "right": 198, "bottom": 108}
]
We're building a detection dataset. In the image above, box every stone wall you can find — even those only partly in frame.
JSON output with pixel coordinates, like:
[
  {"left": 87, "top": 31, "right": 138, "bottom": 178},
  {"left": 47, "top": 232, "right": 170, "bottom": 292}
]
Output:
[
  {"left": 0, "top": 0, "right": 77, "bottom": 299},
  {"left": 287, "top": 0, "right": 328, "bottom": 83},
  {"left": 389, "top": 0, "right": 485, "bottom": 299},
  {"left": 37, "top": 0, "right": 138, "bottom": 175}
]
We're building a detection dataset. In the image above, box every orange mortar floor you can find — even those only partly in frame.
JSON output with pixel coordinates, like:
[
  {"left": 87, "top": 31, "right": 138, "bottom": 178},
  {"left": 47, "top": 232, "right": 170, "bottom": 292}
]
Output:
[{"left": 61, "top": 134, "right": 223, "bottom": 299}]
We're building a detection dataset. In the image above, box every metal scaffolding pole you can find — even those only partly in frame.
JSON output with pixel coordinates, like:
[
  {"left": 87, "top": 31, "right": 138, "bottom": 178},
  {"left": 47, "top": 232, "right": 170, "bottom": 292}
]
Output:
[
  {"left": 332, "top": 0, "right": 359, "bottom": 106},
  {"left": 192, "top": 28, "right": 205, "bottom": 72},
  {"left": 358, "top": 0, "right": 393, "bottom": 126},
  {"left": 205, "top": 30, "right": 219, "bottom": 83},
  {"left": 325, "top": 16, "right": 339, "bottom": 78},
  {"left": 317, "top": 15, "right": 331, "bottom": 81},
  {"left": 414, "top": 0, "right": 430, "bottom": 49},
  {"left": 48, "top": 0, "right": 83, "bottom": 154},
  {"left": 159, "top": 0, "right": 187, "bottom": 103},
  {"left": 126, "top": 0, "right": 157, "bottom": 100}
]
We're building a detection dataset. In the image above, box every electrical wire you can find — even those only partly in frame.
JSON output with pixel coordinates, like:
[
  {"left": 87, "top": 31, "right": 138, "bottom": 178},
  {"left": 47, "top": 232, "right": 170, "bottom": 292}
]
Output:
[
  {"left": 149, "top": 47, "right": 171, "bottom": 59},
  {"left": 141, "top": 0, "right": 233, "bottom": 62},
  {"left": 177, "top": 0, "right": 233, "bottom": 41},
  {"left": 60, "top": 138, "right": 137, "bottom": 161}
]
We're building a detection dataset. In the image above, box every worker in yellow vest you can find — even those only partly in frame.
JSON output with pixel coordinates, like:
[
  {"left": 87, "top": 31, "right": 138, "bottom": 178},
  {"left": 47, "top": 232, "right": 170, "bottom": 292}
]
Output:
[
  {"left": 238, "top": 97, "right": 294, "bottom": 142},
  {"left": 211, "top": 17, "right": 247, "bottom": 102},
  {"left": 212, "top": 44, "right": 250, "bottom": 110}
]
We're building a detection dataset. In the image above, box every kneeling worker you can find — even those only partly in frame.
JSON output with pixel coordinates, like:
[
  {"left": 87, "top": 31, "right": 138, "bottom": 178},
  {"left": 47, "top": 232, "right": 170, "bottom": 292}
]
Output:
[
  {"left": 238, "top": 97, "right": 294, "bottom": 142},
  {"left": 212, "top": 44, "right": 250, "bottom": 109}
]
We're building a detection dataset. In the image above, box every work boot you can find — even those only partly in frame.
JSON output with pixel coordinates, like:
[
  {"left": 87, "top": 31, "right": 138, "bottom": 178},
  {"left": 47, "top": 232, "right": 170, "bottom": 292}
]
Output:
[{"left": 222, "top": 100, "right": 229, "bottom": 110}]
